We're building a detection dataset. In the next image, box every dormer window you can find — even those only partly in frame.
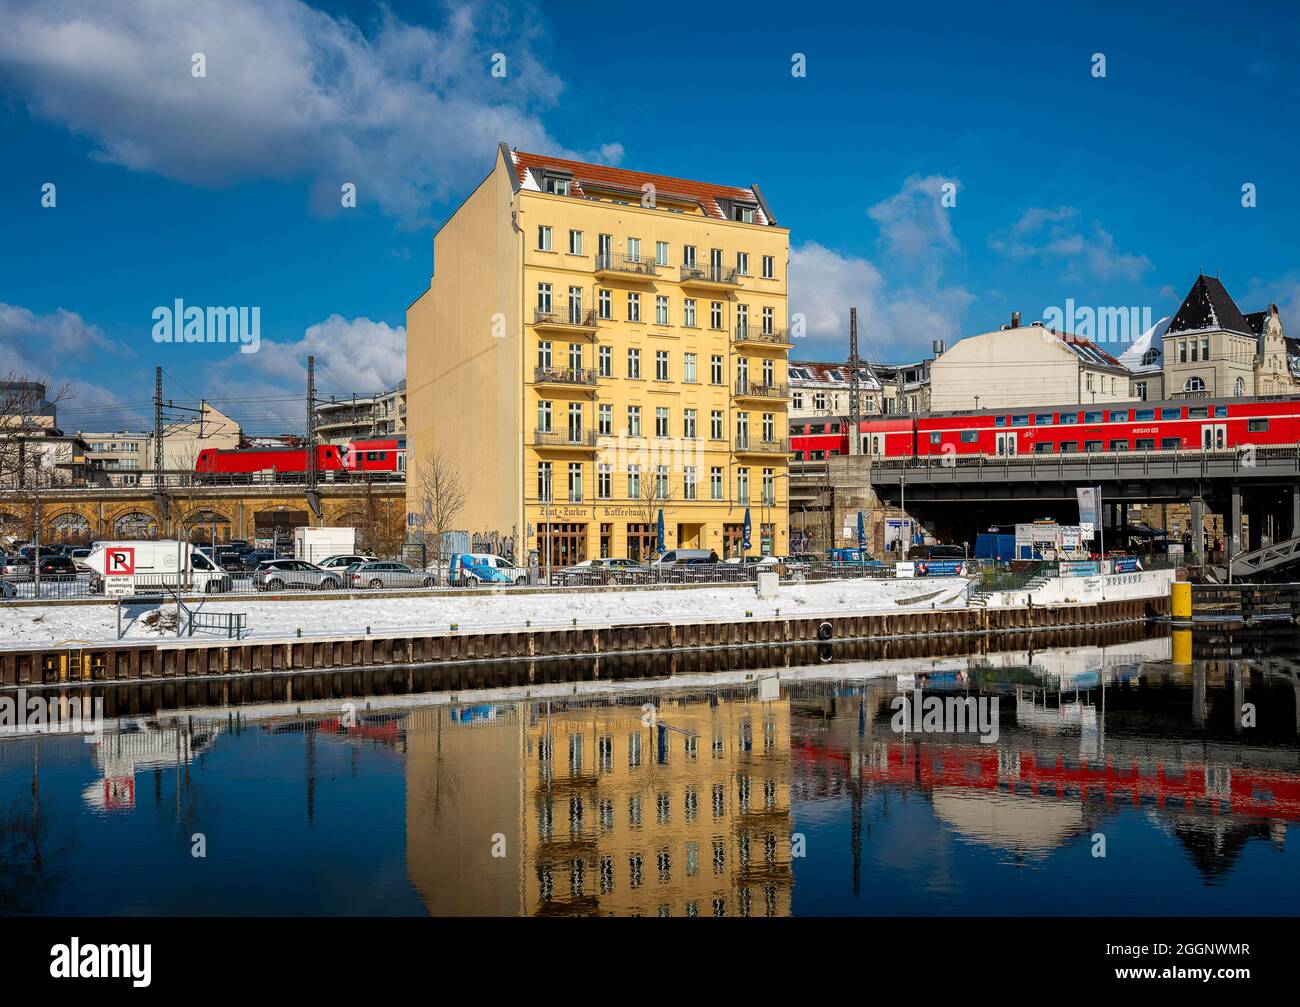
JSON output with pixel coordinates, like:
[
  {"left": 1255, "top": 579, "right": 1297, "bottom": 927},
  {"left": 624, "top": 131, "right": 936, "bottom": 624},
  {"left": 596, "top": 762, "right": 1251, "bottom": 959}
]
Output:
[
  {"left": 733, "top": 203, "right": 756, "bottom": 223},
  {"left": 542, "top": 171, "right": 571, "bottom": 196},
  {"left": 1142, "top": 348, "right": 1159, "bottom": 366}
]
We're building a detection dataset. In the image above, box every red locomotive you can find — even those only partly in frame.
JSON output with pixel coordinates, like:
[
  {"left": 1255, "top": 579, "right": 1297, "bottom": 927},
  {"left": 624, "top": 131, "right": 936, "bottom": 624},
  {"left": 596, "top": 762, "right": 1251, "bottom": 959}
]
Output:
[
  {"left": 791, "top": 396, "right": 1300, "bottom": 461},
  {"left": 195, "top": 437, "right": 405, "bottom": 481}
]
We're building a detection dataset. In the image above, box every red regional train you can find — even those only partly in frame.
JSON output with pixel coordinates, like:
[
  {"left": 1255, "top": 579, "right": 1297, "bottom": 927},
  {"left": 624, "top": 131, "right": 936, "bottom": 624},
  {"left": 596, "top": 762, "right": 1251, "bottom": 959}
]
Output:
[
  {"left": 195, "top": 437, "right": 405, "bottom": 481},
  {"left": 790, "top": 396, "right": 1300, "bottom": 461}
]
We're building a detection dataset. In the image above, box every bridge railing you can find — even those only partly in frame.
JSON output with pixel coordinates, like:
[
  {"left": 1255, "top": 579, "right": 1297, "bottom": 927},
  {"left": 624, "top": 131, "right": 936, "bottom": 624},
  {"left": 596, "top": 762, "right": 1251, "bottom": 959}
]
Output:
[{"left": 869, "top": 444, "right": 1300, "bottom": 479}]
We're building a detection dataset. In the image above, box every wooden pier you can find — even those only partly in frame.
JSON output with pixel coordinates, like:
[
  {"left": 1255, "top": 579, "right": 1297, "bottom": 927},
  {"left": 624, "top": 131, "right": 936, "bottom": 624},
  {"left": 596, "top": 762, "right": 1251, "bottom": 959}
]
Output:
[{"left": 0, "top": 594, "right": 1166, "bottom": 689}]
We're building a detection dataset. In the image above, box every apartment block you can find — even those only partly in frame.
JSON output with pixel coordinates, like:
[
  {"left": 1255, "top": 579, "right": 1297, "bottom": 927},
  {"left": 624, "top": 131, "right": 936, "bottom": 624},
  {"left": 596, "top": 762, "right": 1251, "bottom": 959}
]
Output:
[{"left": 407, "top": 144, "right": 791, "bottom": 564}]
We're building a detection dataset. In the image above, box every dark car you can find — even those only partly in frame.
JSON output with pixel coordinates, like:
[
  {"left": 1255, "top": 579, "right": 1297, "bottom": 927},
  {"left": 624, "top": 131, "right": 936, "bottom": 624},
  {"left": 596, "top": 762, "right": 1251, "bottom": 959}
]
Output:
[
  {"left": 37, "top": 556, "right": 78, "bottom": 577},
  {"left": 216, "top": 552, "right": 254, "bottom": 573}
]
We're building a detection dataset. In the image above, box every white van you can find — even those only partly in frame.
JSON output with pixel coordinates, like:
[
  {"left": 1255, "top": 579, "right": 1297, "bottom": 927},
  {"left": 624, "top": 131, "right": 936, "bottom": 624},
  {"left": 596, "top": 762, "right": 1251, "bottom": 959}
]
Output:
[{"left": 85, "top": 540, "right": 233, "bottom": 594}]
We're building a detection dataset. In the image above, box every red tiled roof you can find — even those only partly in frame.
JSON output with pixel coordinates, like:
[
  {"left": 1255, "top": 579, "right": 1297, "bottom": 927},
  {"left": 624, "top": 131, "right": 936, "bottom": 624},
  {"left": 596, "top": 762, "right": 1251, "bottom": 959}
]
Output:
[{"left": 510, "top": 148, "right": 767, "bottom": 222}]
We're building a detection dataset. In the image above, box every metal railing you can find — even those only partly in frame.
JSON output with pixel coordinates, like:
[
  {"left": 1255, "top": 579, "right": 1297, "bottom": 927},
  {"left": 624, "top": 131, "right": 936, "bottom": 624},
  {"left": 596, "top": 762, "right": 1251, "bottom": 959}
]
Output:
[
  {"left": 533, "top": 428, "right": 598, "bottom": 448},
  {"left": 735, "top": 326, "right": 790, "bottom": 345},
  {"left": 734, "top": 379, "right": 789, "bottom": 399},
  {"left": 680, "top": 263, "right": 739, "bottom": 285},
  {"left": 534, "top": 308, "right": 598, "bottom": 328},
  {"left": 533, "top": 366, "right": 599, "bottom": 387},
  {"left": 595, "top": 251, "right": 658, "bottom": 277},
  {"left": 735, "top": 436, "right": 789, "bottom": 454}
]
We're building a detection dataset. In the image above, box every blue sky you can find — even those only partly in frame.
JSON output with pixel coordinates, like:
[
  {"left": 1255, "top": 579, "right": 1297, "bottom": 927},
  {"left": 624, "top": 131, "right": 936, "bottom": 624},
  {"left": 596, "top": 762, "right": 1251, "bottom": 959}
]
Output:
[{"left": 2, "top": 0, "right": 1298, "bottom": 434}]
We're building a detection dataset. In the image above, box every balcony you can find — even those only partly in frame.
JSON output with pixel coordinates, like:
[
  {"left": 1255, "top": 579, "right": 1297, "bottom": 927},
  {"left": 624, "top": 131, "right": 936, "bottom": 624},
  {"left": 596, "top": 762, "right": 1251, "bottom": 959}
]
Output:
[
  {"left": 734, "top": 436, "right": 789, "bottom": 457},
  {"left": 734, "top": 325, "right": 793, "bottom": 349},
  {"left": 680, "top": 263, "right": 740, "bottom": 289},
  {"left": 594, "top": 251, "right": 658, "bottom": 281},
  {"left": 734, "top": 379, "right": 790, "bottom": 403},
  {"left": 533, "top": 428, "right": 598, "bottom": 451},
  {"left": 534, "top": 308, "right": 599, "bottom": 335},
  {"left": 533, "top": 366, "right": 599, "bottom": 390}
]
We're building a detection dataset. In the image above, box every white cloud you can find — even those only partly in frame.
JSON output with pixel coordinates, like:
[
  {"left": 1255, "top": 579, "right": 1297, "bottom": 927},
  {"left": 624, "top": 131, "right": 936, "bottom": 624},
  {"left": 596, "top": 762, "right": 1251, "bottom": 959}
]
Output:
[
  {"left": 989, "top": 206, "right": 1151, "bottom": 282},
  {"left": 789, "top": 243, "right": 973, "bottom": 361},
  {"left": 0, "top": 0, "right": 620, "bottom": 223},
  {"left": 866, "top": 174, "right": 960, "bottom": 260}
]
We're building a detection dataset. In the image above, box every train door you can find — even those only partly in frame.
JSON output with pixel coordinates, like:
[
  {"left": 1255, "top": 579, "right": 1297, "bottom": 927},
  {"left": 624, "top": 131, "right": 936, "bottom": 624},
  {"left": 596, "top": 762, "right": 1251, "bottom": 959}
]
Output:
[
  {"left": 864, "top": 432, "right": 885, "bottom": 456},
  {"left": 995, "top": 432, "right": 1017, "bottom": 457},
  {"left": 1200, "top": 423, "right": 1226, "bottom": 450}
]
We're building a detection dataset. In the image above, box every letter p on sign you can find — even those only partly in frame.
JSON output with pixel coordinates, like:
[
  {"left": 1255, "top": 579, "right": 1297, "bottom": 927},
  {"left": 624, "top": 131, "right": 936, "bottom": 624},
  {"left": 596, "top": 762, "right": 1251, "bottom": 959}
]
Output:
[{"left": 107, "top": 547, "right": 135, "bottom": 575}]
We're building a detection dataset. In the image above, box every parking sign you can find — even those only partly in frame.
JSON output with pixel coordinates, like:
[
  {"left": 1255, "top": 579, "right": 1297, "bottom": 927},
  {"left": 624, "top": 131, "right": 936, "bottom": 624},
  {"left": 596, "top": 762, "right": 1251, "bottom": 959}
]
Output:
[{"left": 104, "top": 546, "right": 135, "bottom": 596}]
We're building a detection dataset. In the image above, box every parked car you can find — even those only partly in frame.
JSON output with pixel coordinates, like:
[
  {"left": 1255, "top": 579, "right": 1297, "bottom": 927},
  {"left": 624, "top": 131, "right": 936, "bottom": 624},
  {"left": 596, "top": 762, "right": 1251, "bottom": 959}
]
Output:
[
  {"left": 69, "top": 546, "right": 94, "bottom": 571},
  {"left": 253, "top": 559, "right": 342, "bottom": 592},
  {"left": 36, "top": 556, "right": 78, "bottom": 577},
  {"left": 560, "top": 557, "right": 648, "bottom": 584},
  {"left": 215, "top": 552, "right": 254, "bottom": 573},
  {"left": 347, "top": 561, "right": 437, "bottom": 590},
  {"left": 448, "top": 553, "right": 528, "bottom": 585},
  {"left": 652, "top": 549, "right": 716, "bottom": 568},
  {"left": 909, "top": 543, "right": 967, "bottom": 561},
  {"left": 318, "top": 554, "right": 372, "bottom": 571}
]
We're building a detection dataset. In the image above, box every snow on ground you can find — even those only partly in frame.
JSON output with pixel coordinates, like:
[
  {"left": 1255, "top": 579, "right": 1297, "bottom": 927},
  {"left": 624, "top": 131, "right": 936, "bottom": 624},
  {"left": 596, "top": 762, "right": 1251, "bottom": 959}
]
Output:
[{"left": 0, "top": 577, "right": 971, "bottom": 648}]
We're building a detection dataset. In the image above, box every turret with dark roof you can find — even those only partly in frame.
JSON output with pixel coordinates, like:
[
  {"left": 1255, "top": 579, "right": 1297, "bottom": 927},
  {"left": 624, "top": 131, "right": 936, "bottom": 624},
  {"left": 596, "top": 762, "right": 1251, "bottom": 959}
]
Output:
[{"left": 1166, "top": 274, "right": 1254, "bottom": 338}]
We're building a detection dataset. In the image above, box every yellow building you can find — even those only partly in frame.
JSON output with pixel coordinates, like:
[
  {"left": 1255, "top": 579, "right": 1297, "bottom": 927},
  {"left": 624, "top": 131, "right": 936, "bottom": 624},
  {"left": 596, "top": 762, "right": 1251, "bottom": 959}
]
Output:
[{"left": 407, "top": 144, "right": 792, "bottom": 565}]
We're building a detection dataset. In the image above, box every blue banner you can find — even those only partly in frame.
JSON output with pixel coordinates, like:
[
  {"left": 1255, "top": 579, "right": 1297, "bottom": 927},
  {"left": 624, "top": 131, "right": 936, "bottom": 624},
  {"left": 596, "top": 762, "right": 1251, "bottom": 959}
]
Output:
[{"left": 743, "top": 508, "right": 752, "bottom": 550}]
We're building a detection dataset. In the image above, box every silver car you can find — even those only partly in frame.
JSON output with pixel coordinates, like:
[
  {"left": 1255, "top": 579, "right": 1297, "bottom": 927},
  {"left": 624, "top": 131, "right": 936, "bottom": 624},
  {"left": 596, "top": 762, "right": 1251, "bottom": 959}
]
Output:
[
  {"left": 253, "top": 559, "right": 343, "bottom": 592},
  {"left": 347, "top": 561, "right": 437, "bottom": 590}
]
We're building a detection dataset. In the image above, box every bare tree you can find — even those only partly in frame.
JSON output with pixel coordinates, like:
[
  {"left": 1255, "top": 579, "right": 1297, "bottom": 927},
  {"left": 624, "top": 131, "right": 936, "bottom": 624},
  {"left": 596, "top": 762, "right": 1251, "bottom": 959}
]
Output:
[
  {"left": 408, "top": 449, "right": 467, "bottom": 571},
  {"left": 635, "top": 463, "right": 670, "bottom": 556}
]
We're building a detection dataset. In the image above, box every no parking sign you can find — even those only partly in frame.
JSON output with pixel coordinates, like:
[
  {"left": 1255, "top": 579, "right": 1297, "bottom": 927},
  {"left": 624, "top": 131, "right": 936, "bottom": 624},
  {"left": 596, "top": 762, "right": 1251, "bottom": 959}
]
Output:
[{"left": 104, "top": 546, "right": 135, "bottom": 596}]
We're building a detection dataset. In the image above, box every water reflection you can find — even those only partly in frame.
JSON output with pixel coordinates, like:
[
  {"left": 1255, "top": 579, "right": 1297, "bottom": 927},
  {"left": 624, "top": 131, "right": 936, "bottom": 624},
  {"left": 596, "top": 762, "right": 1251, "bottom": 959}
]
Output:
[{"left": 1, "top": 628, "right": 1298, "bottom": 915}]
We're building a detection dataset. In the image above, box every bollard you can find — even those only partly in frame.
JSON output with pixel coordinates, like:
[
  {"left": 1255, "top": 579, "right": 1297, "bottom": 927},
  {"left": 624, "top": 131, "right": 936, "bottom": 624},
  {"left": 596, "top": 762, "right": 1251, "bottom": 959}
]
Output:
[
  {"left": 1171, "top": 582, "right": 1192, "bottom": 623},
  {"left": 1172, "top": 628, "right": 1192, "bottom": 667}
]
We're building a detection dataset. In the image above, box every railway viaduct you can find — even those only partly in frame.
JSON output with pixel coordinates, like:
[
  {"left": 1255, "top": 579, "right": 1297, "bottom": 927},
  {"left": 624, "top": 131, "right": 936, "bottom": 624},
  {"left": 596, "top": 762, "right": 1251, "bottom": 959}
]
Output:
[{"left": 0, "top": 479, "right": 407, "bottom": 545}]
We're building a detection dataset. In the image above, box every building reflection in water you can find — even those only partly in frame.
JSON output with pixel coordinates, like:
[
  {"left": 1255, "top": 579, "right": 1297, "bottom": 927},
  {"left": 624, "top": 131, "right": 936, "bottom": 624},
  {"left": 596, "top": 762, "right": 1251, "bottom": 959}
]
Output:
[{"left": 406, "top": 689, "right": 793, "bottom": 916}]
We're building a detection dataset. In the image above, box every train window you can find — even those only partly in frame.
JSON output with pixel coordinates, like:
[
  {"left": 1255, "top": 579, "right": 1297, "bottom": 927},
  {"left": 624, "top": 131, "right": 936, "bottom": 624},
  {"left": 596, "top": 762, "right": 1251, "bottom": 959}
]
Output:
[
  {"left": 811, "top": 450, "right": 826, "bottom": 460},
  {"left": 1033, "top": 442, "right": 1052, "bottom": 454},
  {"left": 1187, "top": 406, "right": 1209, "bottom": 419},
  {"left": 1059, "top": 413, "right": 1078, "bottom": 424},
  {"left": 809, "top": 424, "right": 825, "bottom": 434},
  {"left": 829, "top": 422, "right": 840, "bottom": 433},
  {"left": 1161, "top": 437, "right": 1181, "bottom": 449},
  {"left": 1108, "top": 410, "right": 1128, "bottom": 422},
  {"left": 1136, "top": 438, "right": 1155, "bottom": 450},
  {"left": 1084, "top": 440, "right": 1103, "bottom": 452},
  {"left": 929, "top": 432, "right": 942, "bottom": 444},
  {"left": 1134, "top": 409, "right": 1154, "bottom": 421},
  {"left": 1011, "top": 415, "right": 1029, "bottom": 426},
  {"left": 1083, "top": 411, "right": 1103, "bottom": 424},
  {"left": 793, "top": 451, "right": 804, "bottom": 461},
  {"left": 1248, "top": 418, "right": 1269, "bottom": 432},
  {"left": 1034, "top": 413, "right": 1053, "bottom": 425},
  {"left": 960, "top": 431, "right": 979, "bottom": 444},
  {"left": 1059, "top": 441, "right": 1078, "bottom": 453},
  {"left": 790, "top": 424, "right": 805, "bottom": 434},
  {"left": 995, "top": 416, "right": 1007, "bottom": 427},
  {"left": 1109, "top": 440, "right": 1129, "bottom": 452},
  {"left": 1214, "top": 406, "right": 1228, "bottom": 418},
  {"left": 1160, "top": 408, "right": 1181, "bottom": 419}
]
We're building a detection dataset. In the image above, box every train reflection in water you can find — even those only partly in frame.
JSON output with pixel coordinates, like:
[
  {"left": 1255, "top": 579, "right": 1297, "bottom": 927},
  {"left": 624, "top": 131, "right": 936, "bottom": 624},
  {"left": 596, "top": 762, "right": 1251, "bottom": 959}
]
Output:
[{"left": 0, "top": 622, "right": 1297, "bottom": 915}]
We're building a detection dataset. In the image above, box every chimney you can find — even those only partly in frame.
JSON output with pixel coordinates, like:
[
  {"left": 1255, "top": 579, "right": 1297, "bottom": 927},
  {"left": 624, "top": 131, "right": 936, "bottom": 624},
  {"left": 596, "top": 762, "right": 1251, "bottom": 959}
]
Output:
[{"left": 1011, "top": 311, "right": 1021, "bottom": 328}]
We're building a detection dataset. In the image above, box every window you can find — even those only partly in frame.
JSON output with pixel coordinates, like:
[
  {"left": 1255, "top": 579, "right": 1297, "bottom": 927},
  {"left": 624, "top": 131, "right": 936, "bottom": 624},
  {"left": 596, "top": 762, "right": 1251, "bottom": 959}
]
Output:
[
  {"left": 762, "top": 255, "right": 775, "bottom": 279},
  {"left": 1162, "top": 437, "right": 1181, "bottom": 450},
  {"left": 734, "top": 204, "right": 755, "bottom": 223},
  {"left": 598, "top": 345, "right": 612, "bottom": 377},
  {"left": 537, "top": 225, "right": 552, "bottom": 251},
  {"left": 1083, "top": 411, "right": 1102, "bottom": 424},
  {"left": 711, "top": 355, "right": 723, "bottom": 384},
  {"left": 684, "top": 409, "right": 697, "bottom": 439},
  {"left": 814, "top": 392, "right": 826, "bottom": 410},
  {"left": 627, "top": 348, "right": 641, "bottom": 379},
  {"left": 1012, "top": 415, "right": 1029, "bottom": 427},
  {"left": 1141, "top": 347, "right": 1159, "bottom": 366},
  {"left": 1034, "top": 413, "right": 1053, "bottom": 425},
  {"left": 544, "top": 175, "right": 570, "bottom": 195},
  {"left": 1160, "top": 407, "right": 1181, "bottom": 419},
  {"left": 1085, "top": 440, "right": 1103, "bottom": 453},
  {"left": 710, "top": 301, "right": 723, "bottom": 329},
  {"left": 537, "top": 400, "right": 552, "bottom": 432},
  {"left": 683, "top": 244, "right": 696, "bottom": 268},
  {"left": 568, "top": 463, "right": 583, "bottom": 502},
  {"left": 598, "top": 404, "right": 612, "bottom": 435},
  {"left": 762, "top": 469, "right": 775, "bottom": 506},
  {"left": 737, "top": 251, "right": 749, "bottom": 275},
  {"left": 684, "top": 298, "right": 696, "bottom": 327},
  {"left": 1085, "top": 373, "right": 1093, "bottom": 392},
  {"left": 1201, "top": 337, "right": 1209, "bottom": 360},
  {"left": 1109, "top": 410, "right": 1128, "bottom": 422},
  {"left": 1188, "top": 406, "right": 1209, "bottom": 419},
  {"left": 627, "top": 465, "right": 640, "bottom": 498},
  {"left": 598, "top": 289, "right": 611, "bottom": 320},
  {"left": 737, "top": 469, "right": 749, "bottom": 504},
  {"left": 736, "top": 303, "right": 748, "bottom": 337},
  {"left": 710, "top": 410, "right": 723, "bottom": 440},
  {"left": 1136, "top": 438, "right": 1155, "bottom": 450},
  {"left": 1059, "top": 412, "right": 1078, "bottom": 424},
  {"left": 1190, "top": 339, "right": 1198, "bottom": 362},
  {"left": 627, "top": 406, "right": 641, "bottom": 436},
  {"left": 684, "top": 467, "right": 697, "bottom": 500},
  {"left": 568, "top": 286, "right": 583, "bottom": 323},
  {"left": 537, "top": 462, "right": 552, "bottom": 502},
  {"left": 654, "top": 350, "right": 669, "bottom": 381},
  {"left": 1059, "top": 441, "right": 1079, "bottom": 453},
  {"left": 568, "top": 342, "right": 582, "bottom": 372},
  {"left": 627, "top": 292, "right": 641, "bottom": 322},
  {"left": 568, "top": 229, "right": 583, "bottom": 255},
  {"left": 960, "top": 430, "right": 978, "bottom": 444},
  {"left": 597, "top": 464, "right": 611, "bottom": 499},
  {"left": 1134, "top": 408, "right": 1155, "bottom": 422},
  {"left": 656, "top": 241, "right": 669, "bottom": 266},
  {"left": 627, "top": 237, "right": 641, "bottom": 261},
  {"left": 684, "top": 353, "right": 697, "bottom": 383},
  {"left": 1184, "top": 376, "right": 1206, "bottom": 393},
  {"left": 1109, "top": 440, "right": 1129, "bottom": 451},
  {"left": 1248, "top": 418, "right": 1270, "bottom": 432},
  {"left": 655, "top": 407, "right": 669, "bottom": 437},
  {"left": 762, "top": 358, "right": 774, "bottom": 385},
  {"left": 656, "top": 465, "right": 669, "bottom": 498},
  {"left": 762, "top": 413, "right": 774, "bottom": 440},
  {"left": 710, "top": 467, "right": 723, "bottom": 500},
  {"left": 655, "top": 295, "right": 669, "bottom": 326},
  {"left": 762, "top": 306, "right": 774, "bottom": 334},
  {"left": 537, "top": 282, "right": 552, "bottom": 314},
  {"left": 537, "top": 341, "right": 552, "bottom": 369}
]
